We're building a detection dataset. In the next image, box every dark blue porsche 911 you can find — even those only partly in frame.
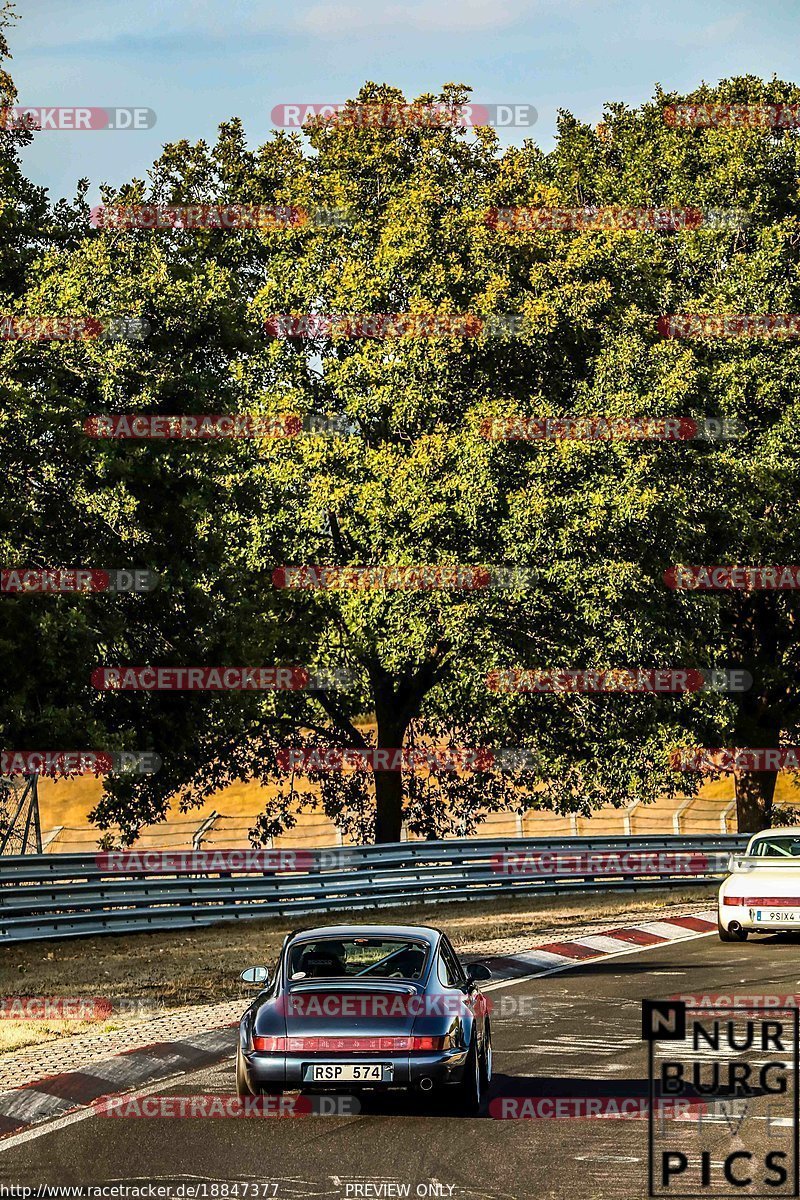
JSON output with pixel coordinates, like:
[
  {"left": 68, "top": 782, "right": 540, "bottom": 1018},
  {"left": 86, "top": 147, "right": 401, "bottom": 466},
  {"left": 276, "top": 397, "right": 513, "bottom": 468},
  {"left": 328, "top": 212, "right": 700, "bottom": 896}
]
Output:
[{"left": 236, "top": 923, "right": 493, "bottom": 1113}]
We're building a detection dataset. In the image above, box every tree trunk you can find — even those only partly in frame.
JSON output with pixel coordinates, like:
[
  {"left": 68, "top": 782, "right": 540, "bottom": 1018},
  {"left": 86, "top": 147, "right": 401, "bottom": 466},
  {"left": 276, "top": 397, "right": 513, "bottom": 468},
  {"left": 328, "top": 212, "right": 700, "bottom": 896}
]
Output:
[
  {"left": 733, "top": 712, "right": 782, "bottom": 833},
  {"left": 734, "top": 767, "right": 778, "bottom": 833},
  {"left": 372, "top": 691, "right": 410, "bottom": 844},
  {"left": 374, "top": 768, "right": 404, "bottom": 844}
]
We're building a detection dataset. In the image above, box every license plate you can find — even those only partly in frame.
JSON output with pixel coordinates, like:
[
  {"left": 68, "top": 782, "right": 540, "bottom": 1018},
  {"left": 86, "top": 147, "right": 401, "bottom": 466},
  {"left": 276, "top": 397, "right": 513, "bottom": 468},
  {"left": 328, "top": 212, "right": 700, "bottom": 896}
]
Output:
[
  {"left": 751, "top": 909, "right": 800, "bottom": 923},
  {"left": 305, "top": 1063, "right": 390, "bottom": 1082}
]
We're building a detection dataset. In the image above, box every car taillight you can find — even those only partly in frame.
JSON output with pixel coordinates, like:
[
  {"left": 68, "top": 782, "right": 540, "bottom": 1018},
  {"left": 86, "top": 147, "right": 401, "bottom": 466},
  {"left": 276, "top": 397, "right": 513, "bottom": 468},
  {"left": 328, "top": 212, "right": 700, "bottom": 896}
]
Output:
[
  {"left": 724, "top": 896, "right": 800, "bottom": 906},
  {"left": 253, "top": 1036, "right": 287, "bottom": 1052},
  {"left": 410, "top": 1036, "right": 446, "bottom": 1051},
  {"left": 252, "top": 1035, "right": 446, "bottom": 1052}
]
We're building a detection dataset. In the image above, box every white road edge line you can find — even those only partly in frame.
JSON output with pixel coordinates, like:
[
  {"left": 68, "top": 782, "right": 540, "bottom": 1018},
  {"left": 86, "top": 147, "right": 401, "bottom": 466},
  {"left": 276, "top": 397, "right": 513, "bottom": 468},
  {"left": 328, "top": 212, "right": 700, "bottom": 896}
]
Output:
[{"left": 0, "top": 1067, "right": 207, "bottom": 1153}]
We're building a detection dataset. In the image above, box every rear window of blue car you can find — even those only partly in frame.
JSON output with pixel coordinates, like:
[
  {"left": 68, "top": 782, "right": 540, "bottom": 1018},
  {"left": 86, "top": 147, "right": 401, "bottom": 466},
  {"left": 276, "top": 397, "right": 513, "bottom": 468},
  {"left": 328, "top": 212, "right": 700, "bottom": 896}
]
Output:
[{"left": 287, "top": 937, "right": 429, "bottom": 981}]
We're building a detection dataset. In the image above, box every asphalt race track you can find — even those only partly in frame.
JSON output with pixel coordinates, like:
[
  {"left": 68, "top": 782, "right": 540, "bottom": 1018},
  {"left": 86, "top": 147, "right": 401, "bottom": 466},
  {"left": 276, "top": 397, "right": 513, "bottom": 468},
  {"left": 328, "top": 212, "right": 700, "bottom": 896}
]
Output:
[{"left": 2, "top": 931, "right": 798, "bottom": 1200}]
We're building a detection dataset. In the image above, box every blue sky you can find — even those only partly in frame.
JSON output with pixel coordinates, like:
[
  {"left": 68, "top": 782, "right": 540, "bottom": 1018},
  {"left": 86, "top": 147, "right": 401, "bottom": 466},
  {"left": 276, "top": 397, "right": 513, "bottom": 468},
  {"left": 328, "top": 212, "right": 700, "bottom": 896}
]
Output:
[{"left": 9, "top": 0, "right": 798, "bottom": 203}]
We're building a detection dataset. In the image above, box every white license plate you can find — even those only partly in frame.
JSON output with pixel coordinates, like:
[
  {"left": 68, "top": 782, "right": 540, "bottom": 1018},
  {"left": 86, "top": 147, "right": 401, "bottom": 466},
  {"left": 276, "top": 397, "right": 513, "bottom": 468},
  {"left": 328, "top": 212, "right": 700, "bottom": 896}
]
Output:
[
  {"left": 751, "top": 909, "right": 800, "bottom": 923},
  {"left": 306, "top": 1063, "right": 389, "bottom": 1082},
  {"left": 307, "top": 1065, "right": 388, "bottom": 1084}
]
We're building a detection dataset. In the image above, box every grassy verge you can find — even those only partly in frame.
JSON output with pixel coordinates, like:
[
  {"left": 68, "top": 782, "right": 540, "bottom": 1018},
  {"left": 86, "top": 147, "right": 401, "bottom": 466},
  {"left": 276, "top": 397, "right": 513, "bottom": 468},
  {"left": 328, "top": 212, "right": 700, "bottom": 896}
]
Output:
[
  {"left": 0, "top": 884, "right": 715, "bottom": 1054},
  {"left": 0, "top": 1015, "right": 149, "bottom": 1055}
]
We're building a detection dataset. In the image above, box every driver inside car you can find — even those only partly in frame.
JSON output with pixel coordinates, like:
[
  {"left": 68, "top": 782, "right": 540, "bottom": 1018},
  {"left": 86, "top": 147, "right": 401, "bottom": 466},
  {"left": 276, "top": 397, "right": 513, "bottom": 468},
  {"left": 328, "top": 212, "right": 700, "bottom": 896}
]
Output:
[{"left": 297, "top": 941, "right": 347, "bottom": 977}]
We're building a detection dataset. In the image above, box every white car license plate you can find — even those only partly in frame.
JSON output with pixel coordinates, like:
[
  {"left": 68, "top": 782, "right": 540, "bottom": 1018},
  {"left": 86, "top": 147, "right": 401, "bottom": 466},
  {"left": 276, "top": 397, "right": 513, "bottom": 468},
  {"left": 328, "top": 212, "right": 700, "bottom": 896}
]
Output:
[
  {"left": 306, "top": 1063, "right": 389, "bottom": 1082},
  {"left": 750, "top": 908, "right": 800, "bottom": 923}
]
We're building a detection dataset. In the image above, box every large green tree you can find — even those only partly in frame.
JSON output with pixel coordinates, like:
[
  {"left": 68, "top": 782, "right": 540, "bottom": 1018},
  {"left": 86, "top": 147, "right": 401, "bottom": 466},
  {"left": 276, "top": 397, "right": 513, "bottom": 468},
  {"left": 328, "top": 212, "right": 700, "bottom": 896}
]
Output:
[{"left": 4, "top": 63, "right": 799, "bottom": 843}]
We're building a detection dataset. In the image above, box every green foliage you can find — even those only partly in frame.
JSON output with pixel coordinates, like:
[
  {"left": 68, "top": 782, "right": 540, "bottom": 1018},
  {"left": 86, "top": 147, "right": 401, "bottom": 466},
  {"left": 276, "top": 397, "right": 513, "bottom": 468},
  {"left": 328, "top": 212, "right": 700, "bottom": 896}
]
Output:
[{"left": 3, "top": 60, "right": 800, "bottom": 840}]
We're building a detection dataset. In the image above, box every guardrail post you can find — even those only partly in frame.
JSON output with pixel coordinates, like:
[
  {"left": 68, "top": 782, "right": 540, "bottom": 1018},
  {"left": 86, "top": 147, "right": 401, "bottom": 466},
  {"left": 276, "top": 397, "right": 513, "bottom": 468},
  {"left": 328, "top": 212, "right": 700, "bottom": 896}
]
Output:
[
  {"left": 623, "top": 798, "right": 643, "bottom": 835},
  {"left": 673, "top": 794, "right": 695, "bottom": 835},
  {"left": 41, "top": 826, "right": 64, "bottom": 851},
  {"left": 720, "top": 798, "right": 736, "bottom": 834},
  {"left": 192, "top": 811, "right": 220, "bottom": 850}
]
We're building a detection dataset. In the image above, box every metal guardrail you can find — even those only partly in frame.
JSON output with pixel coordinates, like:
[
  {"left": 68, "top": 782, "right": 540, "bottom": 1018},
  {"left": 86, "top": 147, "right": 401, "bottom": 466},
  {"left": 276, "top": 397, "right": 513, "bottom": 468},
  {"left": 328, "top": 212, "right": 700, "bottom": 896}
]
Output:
[{"left": 0, "top": 834, "right": 748, "bottom": 944}]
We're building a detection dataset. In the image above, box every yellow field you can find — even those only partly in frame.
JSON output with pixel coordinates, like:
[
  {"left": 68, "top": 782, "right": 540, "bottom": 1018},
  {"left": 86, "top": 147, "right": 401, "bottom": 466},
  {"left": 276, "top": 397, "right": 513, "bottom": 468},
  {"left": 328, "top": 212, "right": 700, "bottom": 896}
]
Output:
[{"left": 35, "top": 770, "right": 800, "bottom": 851}]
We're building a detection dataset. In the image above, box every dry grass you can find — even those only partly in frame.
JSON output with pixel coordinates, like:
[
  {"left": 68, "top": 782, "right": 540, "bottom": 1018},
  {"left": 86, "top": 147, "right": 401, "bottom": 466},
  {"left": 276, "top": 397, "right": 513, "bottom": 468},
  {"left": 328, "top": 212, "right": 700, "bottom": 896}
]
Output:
[{"left": 0, "top": 1015, "right": 149, "bottom": 1054}]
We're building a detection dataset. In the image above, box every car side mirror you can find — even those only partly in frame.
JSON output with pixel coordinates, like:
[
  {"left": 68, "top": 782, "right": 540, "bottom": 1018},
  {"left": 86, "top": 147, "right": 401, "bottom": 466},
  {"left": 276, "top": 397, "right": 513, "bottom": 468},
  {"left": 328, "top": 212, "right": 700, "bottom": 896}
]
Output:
[
  {"left": 240, "top": 965, "right": 270, "bottom": 986},
  {"left": 465, "top": 962, "right": 492, "bottom": 984}
]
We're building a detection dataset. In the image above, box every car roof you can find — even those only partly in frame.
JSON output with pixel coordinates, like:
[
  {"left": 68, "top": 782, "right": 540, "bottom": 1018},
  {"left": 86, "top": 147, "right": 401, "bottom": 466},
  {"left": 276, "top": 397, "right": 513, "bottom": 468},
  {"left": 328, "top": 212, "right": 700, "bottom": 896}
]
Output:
[
  {"left": 748, "top": 828, "right": 800, "bottom": 839},
  {"left": 287, "top": 924, "right": 441, "bottom": 945}
]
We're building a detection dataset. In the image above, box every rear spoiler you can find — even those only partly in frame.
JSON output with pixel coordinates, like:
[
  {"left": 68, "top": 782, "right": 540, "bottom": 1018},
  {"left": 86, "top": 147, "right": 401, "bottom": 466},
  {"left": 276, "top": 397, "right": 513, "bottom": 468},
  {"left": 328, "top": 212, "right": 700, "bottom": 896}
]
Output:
[
  {"left": 287, "top": 980, "right": 418, "bottom": 993},
  {"left": 727, "top": 854, "right": 800, "bottom": 872}
]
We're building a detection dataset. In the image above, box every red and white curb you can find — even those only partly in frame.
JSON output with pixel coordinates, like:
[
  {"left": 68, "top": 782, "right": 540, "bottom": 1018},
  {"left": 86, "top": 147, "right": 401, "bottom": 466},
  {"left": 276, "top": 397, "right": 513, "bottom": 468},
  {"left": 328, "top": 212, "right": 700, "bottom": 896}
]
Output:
[
  {"left": 480, "top": 909, "right": 718, "bottom": 986},
  {"left": 0, "top": 909, "right": 718, "bottom": 1143},
  {"left": 0, "top": 1026, "right": 237, "bottom": 1142}
]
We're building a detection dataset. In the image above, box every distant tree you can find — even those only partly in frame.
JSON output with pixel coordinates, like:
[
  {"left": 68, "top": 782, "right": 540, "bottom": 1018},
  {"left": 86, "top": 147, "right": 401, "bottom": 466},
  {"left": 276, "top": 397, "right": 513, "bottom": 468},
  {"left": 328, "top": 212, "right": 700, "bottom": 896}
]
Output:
[{"left": 515, "top": 75, "right": 800, "bottom": 831}]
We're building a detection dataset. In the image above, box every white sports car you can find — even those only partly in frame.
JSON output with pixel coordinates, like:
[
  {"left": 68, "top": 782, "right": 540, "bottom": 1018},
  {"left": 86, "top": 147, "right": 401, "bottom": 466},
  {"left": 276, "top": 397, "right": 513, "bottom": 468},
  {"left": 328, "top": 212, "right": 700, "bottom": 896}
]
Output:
[{"left": 718, "top": 827, "right": 800, "bottom": 941}]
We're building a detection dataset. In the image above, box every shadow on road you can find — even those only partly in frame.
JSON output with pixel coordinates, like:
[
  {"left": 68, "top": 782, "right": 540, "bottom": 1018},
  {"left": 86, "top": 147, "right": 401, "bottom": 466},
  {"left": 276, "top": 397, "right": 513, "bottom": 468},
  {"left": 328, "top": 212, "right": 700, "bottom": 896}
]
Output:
[
  {"left": 280, "top": 1084, "right": 499, "bottom": 1118},
  {"left": 272, "top": 1072, "right": 652, "bottom": 1117},
  {"left": 486, "top": 1072, "right": 650, "bottom": 1099}
]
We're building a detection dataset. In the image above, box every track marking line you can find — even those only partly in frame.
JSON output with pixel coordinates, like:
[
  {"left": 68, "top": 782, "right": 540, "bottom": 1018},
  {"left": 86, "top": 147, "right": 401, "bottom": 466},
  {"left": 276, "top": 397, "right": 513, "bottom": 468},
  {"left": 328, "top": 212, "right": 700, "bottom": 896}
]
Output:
[{"left": 0, "top": 1068, "right": 195, "bottom": 1152}]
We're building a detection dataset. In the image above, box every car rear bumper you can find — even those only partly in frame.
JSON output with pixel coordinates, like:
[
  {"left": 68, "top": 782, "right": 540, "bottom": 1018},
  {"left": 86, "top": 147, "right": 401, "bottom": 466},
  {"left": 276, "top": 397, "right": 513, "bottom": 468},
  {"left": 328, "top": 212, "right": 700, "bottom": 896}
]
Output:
[
  {"left": 242, "top": 1048, "right": 468, "bottom": 1090},
  {"left": 719, "top": 901, "right": 800, "bottom": 933}
]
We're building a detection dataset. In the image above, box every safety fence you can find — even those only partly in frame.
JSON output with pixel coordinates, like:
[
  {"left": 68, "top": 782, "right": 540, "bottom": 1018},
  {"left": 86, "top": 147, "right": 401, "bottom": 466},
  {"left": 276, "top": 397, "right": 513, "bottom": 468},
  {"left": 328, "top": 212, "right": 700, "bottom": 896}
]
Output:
[{"left": 0, "top": 834, "right": 747, "bottom": 943}]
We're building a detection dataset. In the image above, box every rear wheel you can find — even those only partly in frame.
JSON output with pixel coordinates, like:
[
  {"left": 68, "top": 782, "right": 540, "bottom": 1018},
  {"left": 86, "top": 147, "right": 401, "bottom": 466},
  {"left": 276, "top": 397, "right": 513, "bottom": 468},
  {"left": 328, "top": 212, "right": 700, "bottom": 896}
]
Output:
[
  {"left": 480, "top": 1021, "right": 492, "bottom": 1090},
  {"left": 236, "top": 1047, "right": 283, "bottom": 1097},
  {"left": 454, "top": 1035, "right": 482, "bottom": 1116},
  {"left": 236, "top": 1047, "right": 254, "bottom": 1097}
]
